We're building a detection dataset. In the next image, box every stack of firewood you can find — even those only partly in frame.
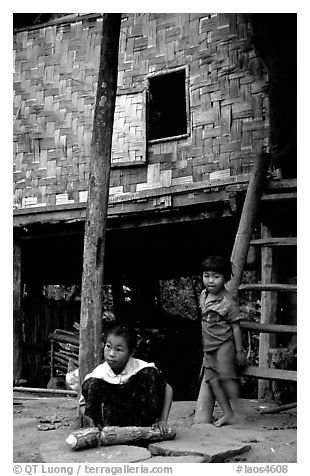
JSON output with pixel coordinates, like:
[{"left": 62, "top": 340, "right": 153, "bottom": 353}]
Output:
[{"left": 49, "top": 325, "right": 79, "bottom": 377}]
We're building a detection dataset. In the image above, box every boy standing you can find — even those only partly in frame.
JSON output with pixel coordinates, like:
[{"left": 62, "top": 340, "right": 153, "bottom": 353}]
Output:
[{"left": 200, "top": 255, "right": 246, "bottom": 426}]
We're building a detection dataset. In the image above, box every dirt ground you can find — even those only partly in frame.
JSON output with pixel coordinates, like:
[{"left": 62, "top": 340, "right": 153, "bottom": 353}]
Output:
[{"left": 13, "top": 392, "right": 297, "bottom": 463}]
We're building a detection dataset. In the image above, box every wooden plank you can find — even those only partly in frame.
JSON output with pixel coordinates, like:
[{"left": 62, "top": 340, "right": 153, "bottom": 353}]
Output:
[
  {"left": 240, "top": 322, "right": 297, "bottom": 334},
  {"left": 261, "top": 192, "right": 297, "bottom": 201},
  {"left": 250, "top": 237, "right": 297, "bottom": 247},
  {"left": 265, "top": 178, "right": 297, "bottom": 190},
  {"left": 241, "top": 366, "right": 297, "bottom": 382},
  {"left": 239, "top": 283, "right": 297, "bottom": 292},
  {"left": 226, "top": 178, "right": 297, "bottom": 194}
]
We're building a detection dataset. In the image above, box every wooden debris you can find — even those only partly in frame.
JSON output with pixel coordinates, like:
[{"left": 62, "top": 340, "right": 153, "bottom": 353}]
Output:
[
  {"left": 13, "top": 386, "right": 77, "bottom": 396},
  {"left": 259, "top": 402, "right": 297, "bottom": 414}
]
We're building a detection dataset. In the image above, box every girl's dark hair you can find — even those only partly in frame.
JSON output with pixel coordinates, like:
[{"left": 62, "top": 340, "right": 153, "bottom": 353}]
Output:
[
  {"left": 105, "top": 322, "right": 137, "bottom": 351},
  {"left": 201, "top": 255, "right": 232, "bottom": 282}
]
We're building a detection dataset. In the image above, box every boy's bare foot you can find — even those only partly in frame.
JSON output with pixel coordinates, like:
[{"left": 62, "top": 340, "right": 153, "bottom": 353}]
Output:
[{"left": 214, "top": 413, "right": 237, "bottom": 427}]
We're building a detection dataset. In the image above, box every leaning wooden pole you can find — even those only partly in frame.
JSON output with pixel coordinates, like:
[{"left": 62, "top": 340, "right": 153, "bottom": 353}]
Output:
[
  {"left": 194, "top": 152, "right": 270, "bottom": 422},
  {"left": 79, "top": 14, "right": 121, "bottom": 385},
  {"left": 227, "top": 152, "right": 271, "bottom": 299}
]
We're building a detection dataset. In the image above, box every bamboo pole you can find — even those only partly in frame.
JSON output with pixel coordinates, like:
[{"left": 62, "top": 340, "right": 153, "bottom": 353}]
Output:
[
  {"left": 13, "top": 387, "right": 77, "bottom": 396},
  {"left": 79, "top": 14, "right": 121, "bottom": 384}
]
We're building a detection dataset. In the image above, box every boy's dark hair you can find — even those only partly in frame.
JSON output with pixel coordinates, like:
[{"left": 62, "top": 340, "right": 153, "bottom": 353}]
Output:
[
  {"left": 201, "top": 255, "right": 232, "bottom": 282},
  {"left": 106, "top": 322, "right": 137, "bottom": 352}
]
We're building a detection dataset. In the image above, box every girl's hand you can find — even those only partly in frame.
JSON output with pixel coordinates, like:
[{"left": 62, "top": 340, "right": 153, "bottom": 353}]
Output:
[
  {"left": 153, "top": 420, "right": 169, "bottom": 436},
  {"left": 235, "top": 350, "right": 247, "bottom": 368}
]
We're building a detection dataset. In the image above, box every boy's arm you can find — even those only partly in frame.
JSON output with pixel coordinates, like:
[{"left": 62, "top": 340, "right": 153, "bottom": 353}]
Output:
[
  {"left": 155, "top": 383, "right": 173, "bottom": 435},
  {"left": 232, "top": 321, "right": 247, "bottom": 366}
]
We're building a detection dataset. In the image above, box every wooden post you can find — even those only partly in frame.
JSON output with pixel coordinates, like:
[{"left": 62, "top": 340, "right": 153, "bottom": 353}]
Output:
[
  {"left": 79, "top": 14, "right": 121, "bottom": 384},
  {"left": 13, "top": 238, "right": 23, "bottom": 383},
  {"left": 258, "top": 223, "right": 277, "bottom": 399},
  {"left": 227, "top": 152, "right": 271, "bottom": 299}
]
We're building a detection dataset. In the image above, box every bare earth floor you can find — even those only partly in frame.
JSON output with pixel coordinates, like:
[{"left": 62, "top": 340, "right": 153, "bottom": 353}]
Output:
[{"left": 13, "top": 393, "right": 296, "bottom": 463}]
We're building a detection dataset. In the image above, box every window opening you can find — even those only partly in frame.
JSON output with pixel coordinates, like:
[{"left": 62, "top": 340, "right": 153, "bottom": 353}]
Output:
[{"left": 148, "top": 69, "right": 188, "bottom": 141}]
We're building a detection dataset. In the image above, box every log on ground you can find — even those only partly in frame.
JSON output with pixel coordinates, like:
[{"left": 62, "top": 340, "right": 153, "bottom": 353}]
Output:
[{"left": 66, "top": 426, "right": 176, "bottom": 451}]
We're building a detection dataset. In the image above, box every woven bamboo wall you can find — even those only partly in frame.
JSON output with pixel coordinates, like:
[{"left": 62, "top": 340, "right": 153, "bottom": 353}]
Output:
[{"left": 13, "top": 13, "right": 269, "bottom": 210}]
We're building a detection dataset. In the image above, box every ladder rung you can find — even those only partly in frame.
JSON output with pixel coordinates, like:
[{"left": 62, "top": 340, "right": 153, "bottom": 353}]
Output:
[
  {"left": 249, "top": 237, "right": 297, "bottom": 247},
  {"left": 240, "top": 322, "right": 297, "bottom": 334},
  {"left": 261, "top": 192, "right": 297, "bottom": 201},
  {"left": 239, "top": 283, "right": 297, "bottom": 292},
  {"left": 241, "top": 366, "right": 297, "bottom": 382}
]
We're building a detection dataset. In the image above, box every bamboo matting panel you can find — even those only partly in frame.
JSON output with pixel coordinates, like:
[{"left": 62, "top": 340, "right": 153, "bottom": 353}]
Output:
[{"left": 13, "top": 13, "right": 268, "bottom": 210}]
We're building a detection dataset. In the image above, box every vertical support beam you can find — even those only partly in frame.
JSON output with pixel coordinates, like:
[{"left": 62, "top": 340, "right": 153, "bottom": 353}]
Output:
[
  {"left": 13, "top": 238, "right": 23, "bottom": 382},
  {"left": 258, "top": 224, "right": 277, "bottom": 399},
  {"left": 79, "top": 14, "right": 121, "bottom": 384}
]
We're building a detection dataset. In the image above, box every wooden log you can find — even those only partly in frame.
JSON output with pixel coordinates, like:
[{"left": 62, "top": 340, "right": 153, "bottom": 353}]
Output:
[
  {"left": 66, "top": 426, "right": 176, "bottom": 451},
  {"left": 259, "top": 402, "right": 297, "bottom": 414},
  {"left": 50, "top": 332, "right": 79, "bottom": 346}
]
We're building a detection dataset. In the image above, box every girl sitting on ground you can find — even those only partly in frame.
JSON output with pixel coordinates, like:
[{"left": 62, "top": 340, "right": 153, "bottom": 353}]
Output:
[{"left": 79, "top": 322, "right": 173, "bottom": 435}]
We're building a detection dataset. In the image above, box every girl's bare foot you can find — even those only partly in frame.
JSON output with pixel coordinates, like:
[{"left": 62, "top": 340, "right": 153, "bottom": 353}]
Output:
[{"left": 214, "top": 413, "right": 237, "bottom": 427}]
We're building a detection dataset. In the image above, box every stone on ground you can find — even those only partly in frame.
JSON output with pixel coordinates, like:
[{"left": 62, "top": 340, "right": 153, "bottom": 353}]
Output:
[
  {"left": 147, "top": 455, "right": 205, "bottom": 463},
  {"left": 149, "top": 427, "right": 251, "bottom": 462},
  {"left": 40, "top": 439, "right": 151, "bottom": 463}
]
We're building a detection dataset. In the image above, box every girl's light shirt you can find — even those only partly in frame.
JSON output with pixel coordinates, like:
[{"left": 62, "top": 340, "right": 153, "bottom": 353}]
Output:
[{"left": 84, "top": 357, "right": 155, "bottom": 385}]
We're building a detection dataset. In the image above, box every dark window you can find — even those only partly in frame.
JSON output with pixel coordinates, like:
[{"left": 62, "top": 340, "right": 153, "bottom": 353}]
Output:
[{"left": 148, "top": 69, "right": 188, "bottom": 141}]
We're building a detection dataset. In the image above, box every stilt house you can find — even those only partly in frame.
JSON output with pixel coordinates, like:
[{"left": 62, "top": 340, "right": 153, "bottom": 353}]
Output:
[{"left": 13, "top": 13, "right": 296, "bottom": 400}]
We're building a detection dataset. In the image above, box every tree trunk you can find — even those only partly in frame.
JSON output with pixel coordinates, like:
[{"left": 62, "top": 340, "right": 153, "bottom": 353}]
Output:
[
  {"left": 66, "top": 426, "right": 176, "bottom": 451},
  {"left": 79, "top": 14, "right": 121, "bottom": 384}
]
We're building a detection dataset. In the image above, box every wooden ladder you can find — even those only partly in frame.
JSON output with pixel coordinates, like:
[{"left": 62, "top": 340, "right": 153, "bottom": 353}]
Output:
[
  {"left": 194, "top": 153, "right": 297, "bottom": 421},
  {"left": 238, "top": 234, "right": 297, "bottom": 396}
]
